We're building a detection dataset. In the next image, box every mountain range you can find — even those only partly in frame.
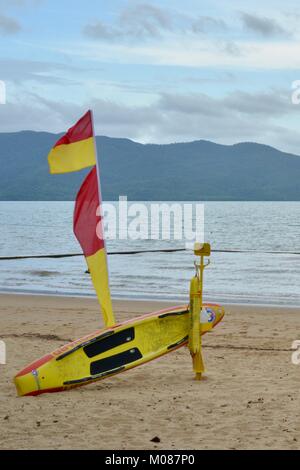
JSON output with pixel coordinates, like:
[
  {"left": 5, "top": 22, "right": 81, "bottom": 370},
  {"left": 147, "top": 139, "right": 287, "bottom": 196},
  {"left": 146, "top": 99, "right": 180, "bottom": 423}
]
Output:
[{"left": 0, "top": 131, "right": 300, "bottom": 200}]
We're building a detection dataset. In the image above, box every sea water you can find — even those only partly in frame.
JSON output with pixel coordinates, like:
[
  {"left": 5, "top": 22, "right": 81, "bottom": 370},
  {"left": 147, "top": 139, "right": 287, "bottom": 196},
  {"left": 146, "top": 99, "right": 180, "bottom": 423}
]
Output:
[{"left": 0, "top": 201, "right": 299, "bottom": 306}]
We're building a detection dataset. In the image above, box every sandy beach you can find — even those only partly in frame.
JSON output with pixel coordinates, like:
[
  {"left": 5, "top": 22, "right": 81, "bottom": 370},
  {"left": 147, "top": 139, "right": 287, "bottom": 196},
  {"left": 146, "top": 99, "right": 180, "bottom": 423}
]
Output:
[{"left": 0, "top": 293, "right": 299, "bottom": 450}]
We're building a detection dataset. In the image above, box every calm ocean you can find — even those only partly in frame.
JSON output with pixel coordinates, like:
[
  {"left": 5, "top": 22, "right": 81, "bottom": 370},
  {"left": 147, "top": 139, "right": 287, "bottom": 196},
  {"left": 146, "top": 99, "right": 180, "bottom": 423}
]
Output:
[{"left": 0, "top": 201, "right": 299, "bottom": 306}]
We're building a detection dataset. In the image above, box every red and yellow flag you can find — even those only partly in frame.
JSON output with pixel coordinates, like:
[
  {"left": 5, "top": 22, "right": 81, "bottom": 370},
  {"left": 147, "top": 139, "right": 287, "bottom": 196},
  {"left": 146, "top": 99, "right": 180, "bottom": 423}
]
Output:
[
  {"left": 47, "top": 110, "right": 115, "bottom": 327},
  {"left": 48, "top": 110, "right": 96, "bottom": 174},
  {"left": 74, "top": 166, "right": 115, "bottom": 327}
]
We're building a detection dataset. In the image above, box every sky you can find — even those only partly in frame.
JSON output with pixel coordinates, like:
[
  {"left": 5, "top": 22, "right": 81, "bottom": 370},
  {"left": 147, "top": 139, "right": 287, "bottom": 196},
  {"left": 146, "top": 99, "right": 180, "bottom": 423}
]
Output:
[{"left": 0, "top": 0, "right": 300, "bottom": 153}]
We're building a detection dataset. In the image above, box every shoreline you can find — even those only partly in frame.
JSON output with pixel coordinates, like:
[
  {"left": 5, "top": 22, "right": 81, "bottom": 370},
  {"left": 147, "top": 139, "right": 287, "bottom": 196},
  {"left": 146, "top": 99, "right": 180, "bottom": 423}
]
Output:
[{"left": 0, "top": 289, "right": 299, "bottom": 310}]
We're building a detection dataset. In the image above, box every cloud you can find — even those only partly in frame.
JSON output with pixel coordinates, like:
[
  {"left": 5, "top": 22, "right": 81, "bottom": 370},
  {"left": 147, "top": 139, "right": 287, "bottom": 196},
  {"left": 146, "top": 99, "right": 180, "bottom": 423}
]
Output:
[
  {"left": 240, "top": 12, "right": 290, "bottom": 37},
  {"left": 222, "top": 90, "right": 293, "bottom": 116},
  {"left": 0, "top": 58, "right": 81, "bottom": 85},
  {"left": 0, "top": 14, "right": 21, "bottom": 35},
  {"left": 0, "top": 0, "right": 42, "bottom": 35},
  {"left": 1, "top": 88, "right": 299, "bottom": 155},
  {"left": 84, "top": 7, "right": 229, "bottom": 43},
  {"left": 83, "top": 22, "right": 118, "bottom": 41},
  {"left": 158, "top": 89, "right": 296, "bottom": 121},
  {"left": 119, "top": 3, "right": 171, "bottom": 36},
  {"left": 220, "top": 40, "right": 242, "bottom": 56},
  {"left": 60, "top": 36, "right": 300, "bottom": 69},
  {"left": 192, "top": 16, "right": 227, "bottom": 34},
  {"left": 83, "top": 2, "right": 172, "bottom": 41}
]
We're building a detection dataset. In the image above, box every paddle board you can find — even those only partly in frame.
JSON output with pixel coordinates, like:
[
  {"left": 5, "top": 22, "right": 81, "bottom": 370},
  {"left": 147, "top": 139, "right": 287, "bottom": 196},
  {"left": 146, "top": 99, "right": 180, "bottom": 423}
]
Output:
[{"left": 14, "top": 303, "right": 224, "bottom": 397}]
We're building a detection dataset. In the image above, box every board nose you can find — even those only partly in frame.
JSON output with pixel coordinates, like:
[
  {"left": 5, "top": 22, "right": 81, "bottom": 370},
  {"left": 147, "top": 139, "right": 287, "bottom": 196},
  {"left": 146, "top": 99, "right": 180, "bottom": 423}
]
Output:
[
  {"left": 215, "top": 306, "right": 225, "bottom": 325},
  {"left": 14, "top": 371, "right": 39, "bottom": 397}
]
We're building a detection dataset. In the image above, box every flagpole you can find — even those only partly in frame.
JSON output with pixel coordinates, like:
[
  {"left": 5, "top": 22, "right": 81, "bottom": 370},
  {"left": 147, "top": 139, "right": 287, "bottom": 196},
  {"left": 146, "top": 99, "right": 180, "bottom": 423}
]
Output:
[{"left": 90, "top": 109, "right": 116, "bottom": 325}]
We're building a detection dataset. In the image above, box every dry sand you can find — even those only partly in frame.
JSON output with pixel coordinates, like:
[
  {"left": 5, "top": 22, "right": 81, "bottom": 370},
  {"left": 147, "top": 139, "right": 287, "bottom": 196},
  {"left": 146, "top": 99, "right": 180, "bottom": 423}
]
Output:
[{"left": 0, "top": 293, "right": 299, "bottom": 450}]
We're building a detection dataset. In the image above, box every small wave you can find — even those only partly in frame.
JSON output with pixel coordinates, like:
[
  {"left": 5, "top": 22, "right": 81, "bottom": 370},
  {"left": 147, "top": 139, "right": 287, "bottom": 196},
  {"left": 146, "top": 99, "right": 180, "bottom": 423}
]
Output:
[{"left": 28, "top": 270, "right": 61, "bottom": 277}]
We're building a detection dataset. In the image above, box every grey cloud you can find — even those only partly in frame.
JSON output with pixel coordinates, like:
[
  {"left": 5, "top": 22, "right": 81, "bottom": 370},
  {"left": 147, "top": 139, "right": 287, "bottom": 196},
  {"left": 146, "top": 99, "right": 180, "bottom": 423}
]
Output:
[
  {"left": 192, "top": 16, "right": 227, "bottom": 33},
  {"left": 223, "top": 90, "right": 293, "bottom": 116},
  {"left": 119, "top": 3, "right": 171, "bottom": 35},
  {"left": 1, "top": 88, "right": 299, "bottom": 154},
  {"left": 159, "top": 90, "right": 296, "bottom": 120},
  {"left": 0, "top": 100, "right": 78, "bottom": 134},
  {"left": 158, "top": 93, "right": 224, "bottom": 118},
  {"left": 0, "top": 0, "right": 43, "bottom": 35},
  {"left": 83, "top": 2, "right": 172, "bottom": 41},
  {"left": 0, "top": 14, "right": 21, "bottom": 35},
  {"left": 221, "top": 41, "right": 242, "bottom": 57},
  {"left": 240, "top": 12, "right": 290, "bottom": 37},
  {"left": 83, "top": 22, "right": 121, "bottom": 41}
]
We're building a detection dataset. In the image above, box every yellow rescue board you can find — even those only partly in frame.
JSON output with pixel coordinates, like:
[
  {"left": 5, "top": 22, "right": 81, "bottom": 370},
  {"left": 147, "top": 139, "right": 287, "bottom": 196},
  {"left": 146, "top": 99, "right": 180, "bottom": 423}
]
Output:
[{"left": 14, "top": 303, "right": 224, "bottom": 397}]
